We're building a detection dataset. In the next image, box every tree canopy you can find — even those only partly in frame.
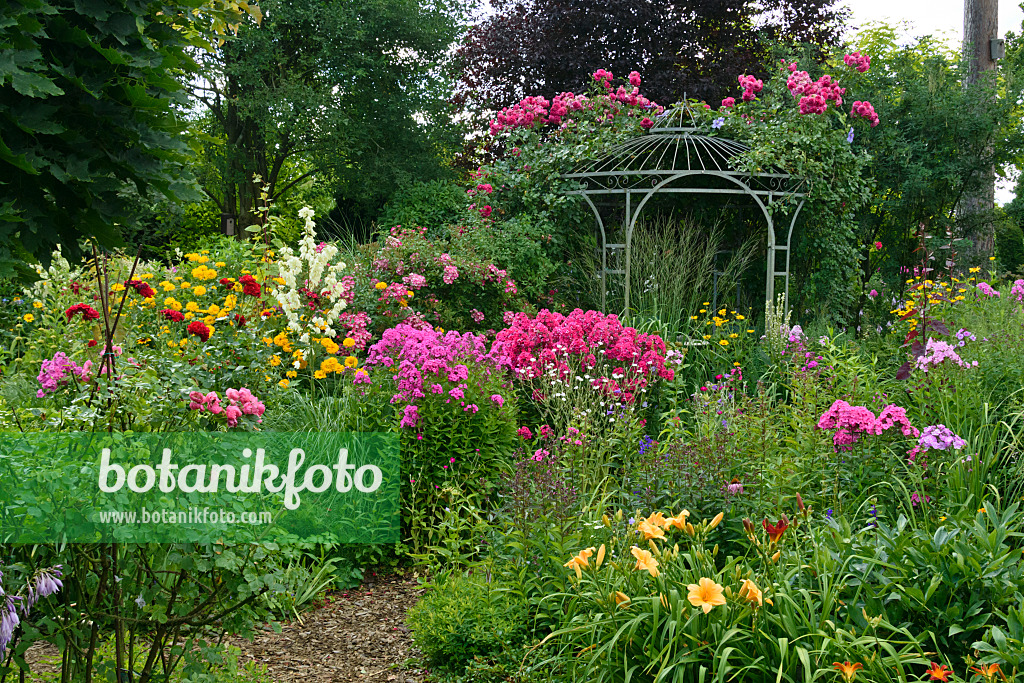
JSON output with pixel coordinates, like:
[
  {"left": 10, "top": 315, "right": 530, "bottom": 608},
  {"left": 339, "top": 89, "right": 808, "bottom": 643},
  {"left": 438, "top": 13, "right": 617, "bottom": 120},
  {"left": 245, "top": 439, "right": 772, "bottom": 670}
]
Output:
[
  {"left": 0, "top": 0, "right": 259, "bottom": 272},
  {"left": 456, "top": 0, "right": 849, "bottom": 111}
]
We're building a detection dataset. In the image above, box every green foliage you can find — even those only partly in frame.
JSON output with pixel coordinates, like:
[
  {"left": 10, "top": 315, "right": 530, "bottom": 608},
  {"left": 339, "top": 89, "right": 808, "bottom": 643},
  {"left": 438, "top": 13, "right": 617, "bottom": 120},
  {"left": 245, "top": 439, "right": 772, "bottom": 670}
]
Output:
[
  {"left": 190, "top": 0, "right": 468, "bottom": 229},
  {"left": 377, "top": 179, "right": 469, "bottom": 237},
  {"left": 0, "top": 0, "right": 257, "bottom": 273},
  {"left": 850, "top": 23, "right": 1024, "bottom": 288},
  {"left": 407, "top": 572, "right": 529, "bottom": 675},
  {"left": 996, "top": 206, "right": 1024, "bottom": 275}
]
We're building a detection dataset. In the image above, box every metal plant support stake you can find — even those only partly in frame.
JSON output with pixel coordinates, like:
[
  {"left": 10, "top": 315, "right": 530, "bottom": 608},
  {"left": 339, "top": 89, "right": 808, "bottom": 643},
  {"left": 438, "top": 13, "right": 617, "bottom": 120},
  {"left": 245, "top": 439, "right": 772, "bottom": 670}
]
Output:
[{"left": 562, "top": 104, "right": 807, "bottom": 315}]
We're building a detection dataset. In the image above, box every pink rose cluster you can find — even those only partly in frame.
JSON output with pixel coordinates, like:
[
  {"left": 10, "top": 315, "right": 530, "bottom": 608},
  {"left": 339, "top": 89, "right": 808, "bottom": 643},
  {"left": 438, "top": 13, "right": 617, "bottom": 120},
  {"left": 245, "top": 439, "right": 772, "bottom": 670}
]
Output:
[
  {"left": 188, "top": 388, "right": 265, "bottom": 427},
  {"left": 843, "top": 51, "right": 871, "bottom": 73},
  {"left": 37, "top": 353, "right": 92, "bottom": 398},
  {"left": 914, "top": 338, "right": 978, "bottom": 372},
  {"left": 488, "top": 69, "right": 662, "bottom": 135},
  {"left": 817, "top": 400, "right": 919, "bottom": 450},
  {"left": 850, "top": 100, "right": 879, "bottom": 127},
  {"left": 787, "top": 70, "right": 846, "bottom": 115},
  {"left": 737, "top": 74, "right": 763, "bottom": 102},
  {"left": 365, "top": 324, "right": 505, "bottom": 428},
  {"left": 495, "top": 309, "right": 674, "bottom": 402},
  {"left": 1012, "top": 279, "right": 1024, "bottom": 302}
]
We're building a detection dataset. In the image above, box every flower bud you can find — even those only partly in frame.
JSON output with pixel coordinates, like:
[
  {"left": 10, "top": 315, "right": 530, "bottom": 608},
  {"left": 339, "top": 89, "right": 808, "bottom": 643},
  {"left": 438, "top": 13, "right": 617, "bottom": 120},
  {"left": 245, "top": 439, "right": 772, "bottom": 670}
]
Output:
[
  {"left": 771, "top": 550, "right": 781, "bottom": 563},
  {"left": 649, "top": 539, "right": 661, "bottom": 557},
  {"left": 796, "top": 493, "right": 805, "bottom": 513},
  {"left": 660, "top": 593, "right": 669, "bottom": 609},
  {"left": 615, "top": 509, "right": 623, "bottom": 522},
  {"left": 713, "top": 543, "right": 719, "bottom": 557},
  {"left": 685, "top": 522, "right": 695, "bottom": 537},
  {"left": 708, "top": 512, "right": 724, "bottom": 530},
  {"left": 596, "top": 544, "right": 606, "bottom": 569},
  {"left": 602, "top": 514, "right": 611, "bottom": 528}
]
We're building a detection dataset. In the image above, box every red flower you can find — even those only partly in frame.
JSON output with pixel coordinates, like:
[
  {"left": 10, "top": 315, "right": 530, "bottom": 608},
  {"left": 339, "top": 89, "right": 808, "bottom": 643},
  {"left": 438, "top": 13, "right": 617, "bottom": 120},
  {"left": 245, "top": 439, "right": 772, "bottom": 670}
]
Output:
[
  {"left": 763, "top": 515, "right": 790, "bottom": 544},
  {"left": 160, "top": 309, "right": 185, "bottom": 322},
  {"left": 187, "top": 321, "right": 211, "bottom": 342},
  {"left": 87, "top": 339, "right": 98, "bottom": 347},
  {"left": 65, "top": 303, "right": 101, "bottom": 322},
  {"left": 125, "top": 279, "right": 156, "bottom": 298},
  {"left": 926, "top": 663, "right": 952, "bottom": 681},
  {"left": 233, "top": 313, "right": 246, "bottom": 328},
  {"left": 219, "top": 277, "right": 234, "bottom": 287},
  {"left": 239, "top": 274, "right": 261, "bottom": 297}
]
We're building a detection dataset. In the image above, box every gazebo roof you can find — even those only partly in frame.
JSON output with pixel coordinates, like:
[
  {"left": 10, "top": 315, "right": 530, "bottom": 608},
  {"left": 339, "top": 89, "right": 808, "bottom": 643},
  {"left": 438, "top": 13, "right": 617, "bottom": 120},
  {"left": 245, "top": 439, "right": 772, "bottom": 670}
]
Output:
[{"left": 562, "top": 103, "right": 804, "bottom": 196}]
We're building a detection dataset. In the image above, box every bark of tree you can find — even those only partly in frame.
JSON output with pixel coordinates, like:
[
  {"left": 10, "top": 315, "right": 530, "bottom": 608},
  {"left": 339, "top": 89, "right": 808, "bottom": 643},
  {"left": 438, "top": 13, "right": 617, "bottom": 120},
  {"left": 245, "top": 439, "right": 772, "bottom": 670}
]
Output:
[{"left": 960, "top": 0, "right": 999, "bottom": 266}]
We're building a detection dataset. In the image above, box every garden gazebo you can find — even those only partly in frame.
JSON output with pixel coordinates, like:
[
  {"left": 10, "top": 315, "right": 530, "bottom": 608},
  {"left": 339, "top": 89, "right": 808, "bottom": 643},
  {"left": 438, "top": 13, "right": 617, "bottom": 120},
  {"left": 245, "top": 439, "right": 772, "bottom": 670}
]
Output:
[{"left": 562, "top": 105, "right": 807, "bottom": 313}]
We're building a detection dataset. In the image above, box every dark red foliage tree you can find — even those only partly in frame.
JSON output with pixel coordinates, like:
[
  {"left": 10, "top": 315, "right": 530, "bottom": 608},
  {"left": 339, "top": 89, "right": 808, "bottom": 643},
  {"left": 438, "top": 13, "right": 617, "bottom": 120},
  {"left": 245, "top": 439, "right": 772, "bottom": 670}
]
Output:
[{"left": 457, "top": 0, "right": 849, "bottom": 111}]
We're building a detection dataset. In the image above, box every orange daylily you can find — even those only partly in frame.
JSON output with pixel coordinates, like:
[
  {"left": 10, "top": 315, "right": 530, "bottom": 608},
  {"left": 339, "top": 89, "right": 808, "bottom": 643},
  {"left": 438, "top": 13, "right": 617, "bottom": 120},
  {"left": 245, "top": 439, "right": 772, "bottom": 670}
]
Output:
[
  {"left": 638, "top": 520, "right": 666, "bottom": 541},
  {"left": 832, "top": 661, "right": 862, "bottom": 682},
  {"left": 970, "top": 663, "right": 1004, "bottom": 682},
  {"left": 613, "top": 591, "right": 631, "bottom": 608},
  {"left": 686, "top": 577, "right": 726, "bottom": 614},
  {"left": 645, "top": 511, "right": 668, "bottom": 528},
  {"left": 631, "top": 546, "right": 660, "bottom": 577},
  {"left": 664, "top": 511, "right": 690, "bottom": 530},
  {"left": 925, "top": 662, "right": 952, "bottom": 681},
  {"left": 563, "top": 547, "right": 595, "bottom": 579},
  {"left": 738, "top": 578, "right": 763, "bottom": 608}
]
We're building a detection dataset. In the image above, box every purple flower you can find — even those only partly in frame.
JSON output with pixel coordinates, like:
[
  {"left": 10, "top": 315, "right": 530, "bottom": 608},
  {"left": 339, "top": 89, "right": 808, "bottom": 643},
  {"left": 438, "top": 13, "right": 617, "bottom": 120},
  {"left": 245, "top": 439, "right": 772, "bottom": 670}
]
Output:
[
  {"left": 711, "top": 117, "right": 725, "bottom": 129},
  {"left": 847, "top": 127, "right": 855, "bottom": 143},
  {"left": 919, "top": 424, "right": 966, "bottom": 451},
  {"left": 399, "top": 404, "right": 420, "bottom": 429}
]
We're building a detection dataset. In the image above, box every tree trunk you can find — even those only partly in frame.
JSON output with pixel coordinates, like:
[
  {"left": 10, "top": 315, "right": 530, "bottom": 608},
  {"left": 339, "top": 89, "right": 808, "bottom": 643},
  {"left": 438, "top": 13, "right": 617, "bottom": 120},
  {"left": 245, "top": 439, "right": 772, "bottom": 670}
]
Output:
[{"left": 959, "top": 0, "right": 999, "bottom": 267}]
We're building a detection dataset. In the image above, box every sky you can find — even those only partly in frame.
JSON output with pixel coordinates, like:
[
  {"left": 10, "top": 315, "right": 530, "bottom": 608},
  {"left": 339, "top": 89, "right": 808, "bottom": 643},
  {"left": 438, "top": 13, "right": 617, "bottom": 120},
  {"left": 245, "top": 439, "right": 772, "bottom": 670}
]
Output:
[{"left": 843, "top": 0, "right": 1024, "bottom": 205}]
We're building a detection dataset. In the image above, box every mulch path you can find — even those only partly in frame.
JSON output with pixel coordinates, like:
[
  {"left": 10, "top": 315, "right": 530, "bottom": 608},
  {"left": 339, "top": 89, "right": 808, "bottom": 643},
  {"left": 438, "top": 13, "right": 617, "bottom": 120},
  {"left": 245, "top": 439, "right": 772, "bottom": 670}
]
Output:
[
  {"left": 21, "top": 572, "right": 429, "bottom": 682},
  {"left": 228, "top": 571, "right": 429, "bottom": 682}
]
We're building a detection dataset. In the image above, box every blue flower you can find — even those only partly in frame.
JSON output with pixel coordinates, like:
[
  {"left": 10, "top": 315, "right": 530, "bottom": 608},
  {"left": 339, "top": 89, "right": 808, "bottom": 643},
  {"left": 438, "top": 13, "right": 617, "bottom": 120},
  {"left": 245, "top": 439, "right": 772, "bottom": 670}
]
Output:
[
  {"left": 712, "top": 117, "right": 725, "bottom": 130},
  {"left": 847, "top": 127, "right": 855, "bottom": 143}
]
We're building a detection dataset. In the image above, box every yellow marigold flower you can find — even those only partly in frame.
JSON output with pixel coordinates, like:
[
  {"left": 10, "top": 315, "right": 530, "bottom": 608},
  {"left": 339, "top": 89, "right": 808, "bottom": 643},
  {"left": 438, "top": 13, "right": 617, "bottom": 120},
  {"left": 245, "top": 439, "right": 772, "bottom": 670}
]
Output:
[
  {"left": 687, "top": 577, "right": 726, "bottom": 613},
  {"left": 969, "top": 267, "right": 981, "bottom": 273},
  {"left": 343, "top": 337, "right": 356, "bottom": 348},
  {"left": 207, "top": 304, "right": 220, "bottom": 315},
  {"left": 160, "top": 281, "right": 175, "bottom": 292},
  {"left": 699, "top": 309, "right": 706, "bottom": 313},
  {"left": 223, "top": 294, "right": 237, "bottom": 309},
  {"left": 270, "top": 355, "right": 282, "bottom": 367},
  {"left": 729, "top": 333, "right": 738, "bottom": 339},
  {"left": 179, "top": 281, "right": 191, "bottom": 289},
  {"left": 184, "top": 312, "right": 194, "bottom": 320},
  {"left": 167, "top": 340, "right": 176, "bottom": 348},
  {"left": 314, "top": 370, "right": 327, "bottom": 379},
  {"left": 32, "top": 301, "right": 43, "bottom": 309},
  {"left": 286, "top": 370, "right": 297, "bottom": 378},
  {"left": 719, "top": 340, "right": 729, "bottom": 346},
  {"left": 193, "top": 286, "right": 207, "bottom": 297},
  {"left": 278, "top": 379, "right": 290, "bottom": 388},
  {"left": 179, "top": 338, "right": 188, "bottom": 346},
  {"left": 216, "top": 262, "right": 226, "bottom": 267},
  {"left": 702, "top": 334, "right": 711, "bottom": 340},
  {"left": 110, "top": 284, "right": 125, "bottom": 292},
  {"left": 185, "top": 302, "right": 200, "bottom": 313},
  {"left": 320, "top": 338, "right": 340, "bottom": 355},
  {"left": 273, "top": 277, "right": 285, "bottom": 286},
  {"left": 630, "top": 546, "right": 659, "bottom": 577},
  {"left": 735, "top": 314, "right": 745, "bottom": 320},
  {"left": 23, "top": 314, "right": 34, "bottom": 322},
  {"left": 375, "top": 281, "right": 388, "bottom": 290},
  {"left": 344, "top": 355, "right": 359, "bottom": 368}
]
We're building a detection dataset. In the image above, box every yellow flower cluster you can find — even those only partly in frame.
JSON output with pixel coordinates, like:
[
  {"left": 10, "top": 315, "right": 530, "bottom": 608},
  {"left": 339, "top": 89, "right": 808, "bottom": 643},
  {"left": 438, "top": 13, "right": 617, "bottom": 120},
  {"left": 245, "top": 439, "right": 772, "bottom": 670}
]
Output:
[
  {"left": 192, "top": 265, "right": 218, "bottom": 281},
  {"left": 183, "top": 253, "right": 210, "bottom": 263}
]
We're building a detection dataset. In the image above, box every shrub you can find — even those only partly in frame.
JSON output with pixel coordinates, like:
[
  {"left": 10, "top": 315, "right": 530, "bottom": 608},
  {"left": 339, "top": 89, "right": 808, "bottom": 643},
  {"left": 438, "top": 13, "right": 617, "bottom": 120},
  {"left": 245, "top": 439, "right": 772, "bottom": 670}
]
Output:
[
  {"left": 376, "top": 179, "right": 470, "bottom": 238},
  {"left": 407, "top": 572, "right": 528, "bottom": 675}
]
